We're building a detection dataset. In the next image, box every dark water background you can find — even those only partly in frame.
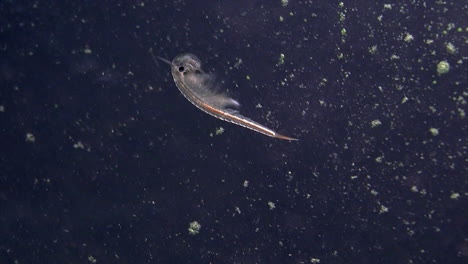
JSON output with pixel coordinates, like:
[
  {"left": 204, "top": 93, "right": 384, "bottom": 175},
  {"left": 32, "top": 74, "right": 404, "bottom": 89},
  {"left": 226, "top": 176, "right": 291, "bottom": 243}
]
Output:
[{"left": 1, "top": 1, "right": 466, "bottom": 263}]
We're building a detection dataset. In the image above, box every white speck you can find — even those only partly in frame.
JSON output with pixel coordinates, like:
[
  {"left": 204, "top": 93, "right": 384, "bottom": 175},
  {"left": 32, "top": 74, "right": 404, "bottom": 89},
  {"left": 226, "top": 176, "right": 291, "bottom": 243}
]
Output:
[
  {"left": 404, "top": 33, "right": 414, "bottom": 42},
  {"left": 188, "top": 221, "right": 201, "bottom": 235},
  {"left": 215, "top": 127, "right": 224, "bottom": 135},
  {"left": 310, "top": 258, "right": 321, "bottom": 263},
  {"left": 458, "top": 108, "right": 465, "bottom": 118},
  {"left": 371, "top": 189, "right": 379, "bottom": 196},
  {"left": 0, "top": 105, "right": 5, "bottom": 112},
  {"left": 429, "top": 128, "right": 439, "bottom": 136},
  {"left": 446, "top": 42, "right": 457, "bottom": 54},
  {"left": 437, "top": 61, "right": 450, "bottom": 75},
  {"left": 369, "top": 45, "right": 377, "bottom": 54},
  {"left": 341, "top": 28, "right": 347, "bottom": 37},
  {"left": 88, "top": 256, "right": 97, "bottom": 263},
  {"left": 233, "top": 58, "right": 243, "bottom": 68},
  {"left": 379, "top": 205, "right": 389, "bottom": 213},
  {"left": 83, "top": 47, "right": 92, "bottom": 54},
  {"left": 411, "top": 186, "right": 418, "bottom": 192},
  {"left": 73, "top": 141, "right": 85, "bottom": 149},
  {"left": 370, "top": 119, "right": 382, "bottom": 127},
  {"left": 375, "top": 156, "right": 384, "bottom": 163},
  {"left": 268, "top": 201, "right": 276, "bottom": 210},
  {"left": 450, "top": 193, "right": 460, "bottom": 199},
  {"left": 278, "top": 53, "right": 285, "bottom": 65},
  {"left": 25, "top": 133, "right": 36, "bottom": 142},
  {"left": 243, "top": 180, "right": 249, "bottom": 187},
  {"left": 281, "top": 0, "right": 288, "bottom": 7}
]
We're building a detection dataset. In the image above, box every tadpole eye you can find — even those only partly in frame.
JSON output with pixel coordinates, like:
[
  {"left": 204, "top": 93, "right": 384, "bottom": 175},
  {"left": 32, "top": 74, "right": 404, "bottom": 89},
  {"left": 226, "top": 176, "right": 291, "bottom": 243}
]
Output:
[{"left": 178, "top": 66, "right": 184, "bottom": 72}]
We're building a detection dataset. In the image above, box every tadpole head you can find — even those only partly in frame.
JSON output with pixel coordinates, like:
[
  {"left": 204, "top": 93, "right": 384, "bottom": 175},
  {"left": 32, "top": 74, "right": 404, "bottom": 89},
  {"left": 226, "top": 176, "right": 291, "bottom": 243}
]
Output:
[{"left": 173, "top": 54, "right": 202, "bottom": 72}]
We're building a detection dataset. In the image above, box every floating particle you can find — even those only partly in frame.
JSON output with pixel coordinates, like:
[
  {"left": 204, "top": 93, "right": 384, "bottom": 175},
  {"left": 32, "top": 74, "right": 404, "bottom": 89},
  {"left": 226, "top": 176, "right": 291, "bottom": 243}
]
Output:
[
  {"left": 450, "top": 193, "right": 460, "bottom": 199},
  {"left": 88, "top": 256, "right": 97, "bottom": 263},
  {"left": 281, "top": 0, "right": 288, "bottom": 7},
  {"left": 73, "top": 141, "right": 85, "bottom": 149},
  {"left": 83, "top": 47, "right": 92, "bottom": 54},
  {"left": 437, "top": 61, "right": 450, "bottom": 75},
  {"left": 188, "top": 221, "right": 201, "bottom": 235},
  {"left": 339, "top": 12, "right": 346, "bottom": 22},
  {"left": 368, "top": 45, "right": 377, "bottom": 54},
  {"left": 215, "top": 127, "right": 224, "bottom": 135},
  {"left": 375, "top": 156, "right": 384, "bottom": 163},
  {"left": 429, "top": 128, "right": 439, "bottom": 136},
  {"left": 278, "top": 53, "right": 285, "bottom": 65},
  {"left": 341, "top": 28, "right": 347, "bottom": 37},
  {"left": 458, "top": 108, "right": 465, "bottom": 118},
  {"left": 379, "top": 205, "right": 389, "bottom": 213},
  {"left": 446, "top": 43, "right": 457, "bottom": 54},
  {"left": 268, "top": 201, "right": 276, "bottom": 210},
  {"left": 25, "top": 133, "right": 36, "bottom": 142},
  {"left": 404, "top": 33, "right": 414, "bottom": 42},
  {"left": 370, "top": 119, "right": 382, "bottom": 127},
  {"left": 233, "top": 58, "right": 243, "bottom": 68}
]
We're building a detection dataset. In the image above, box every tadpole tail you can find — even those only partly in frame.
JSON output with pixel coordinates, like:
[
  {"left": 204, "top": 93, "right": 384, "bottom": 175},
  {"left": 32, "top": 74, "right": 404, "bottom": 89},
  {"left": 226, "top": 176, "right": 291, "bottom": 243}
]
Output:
[
  {"left": 148, "top": 48, "right": 172, "bottom": 66},
  {"left": 273, "top": 133, "right": 299, "bottom": 141},
  {"left": 157, "top": 56, "right": 172, "bottom": 65}
]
